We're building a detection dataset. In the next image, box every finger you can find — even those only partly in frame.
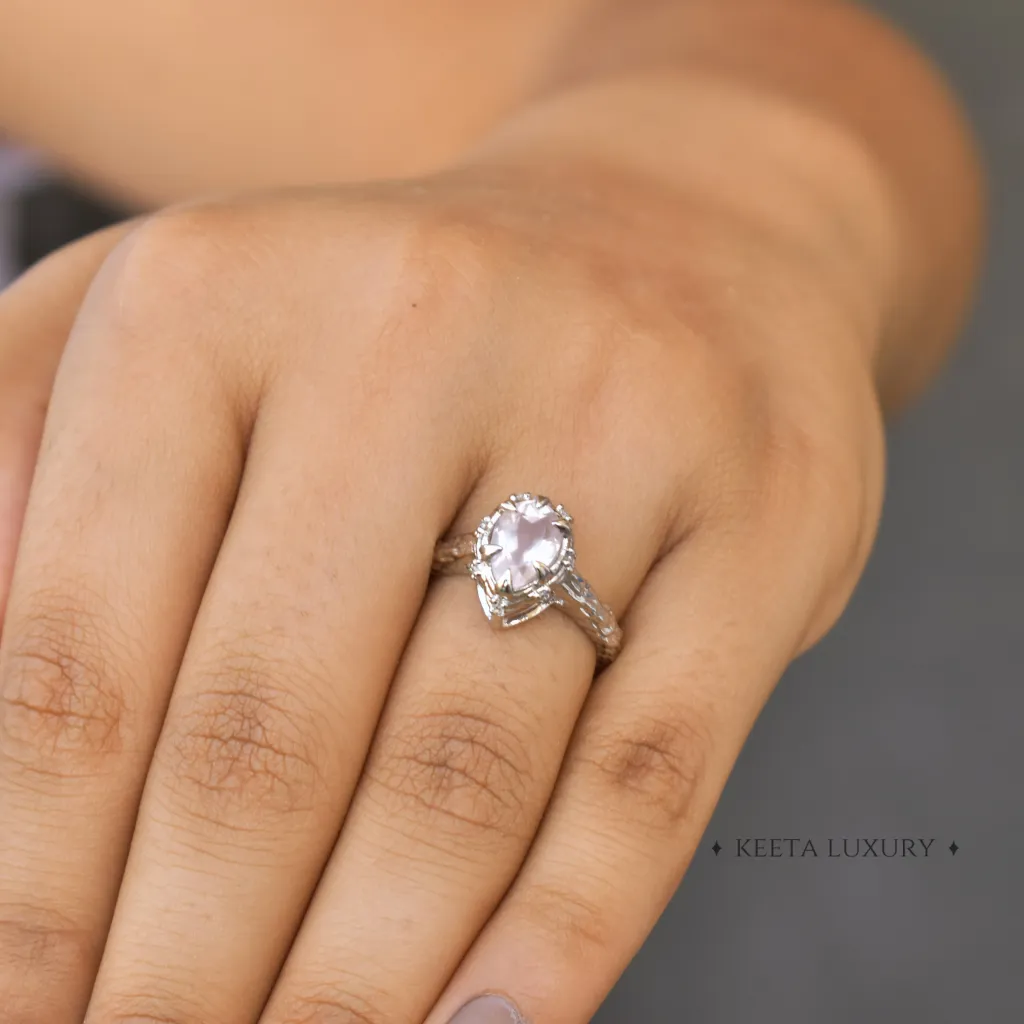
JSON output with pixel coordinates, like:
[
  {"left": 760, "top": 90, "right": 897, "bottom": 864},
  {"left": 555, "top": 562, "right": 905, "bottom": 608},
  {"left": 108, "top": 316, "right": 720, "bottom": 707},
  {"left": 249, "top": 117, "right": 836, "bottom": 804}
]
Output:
[
  {"left": 0, "top": 223, "right": 133, "bottom": 620},
  {"left": 0, "top": 225, "right": 249, "bottom": 1024},
  {"left": 261, "top": 466, "right": 672, "bottom": 1024},
  {"left": 82, "top": 335, "right": 482, "bottom": 1024},
  {"left": 426, "top": 520, "right": 821, "bottom": 1024}
]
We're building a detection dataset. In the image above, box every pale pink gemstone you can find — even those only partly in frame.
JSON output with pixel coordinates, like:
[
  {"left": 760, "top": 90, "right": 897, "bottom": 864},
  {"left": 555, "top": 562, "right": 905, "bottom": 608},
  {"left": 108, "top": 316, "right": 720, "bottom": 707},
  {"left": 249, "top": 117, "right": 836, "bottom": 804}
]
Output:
[{"left": 488, "top": 499, "right": 563, "bottom": 591}]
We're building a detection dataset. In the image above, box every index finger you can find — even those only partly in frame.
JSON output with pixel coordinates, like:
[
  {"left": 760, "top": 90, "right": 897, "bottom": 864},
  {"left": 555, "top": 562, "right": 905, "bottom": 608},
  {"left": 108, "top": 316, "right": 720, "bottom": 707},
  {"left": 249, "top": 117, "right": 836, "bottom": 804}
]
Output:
[
  {"left": 0, "top": 226, "right": 245, "bottom": 1023},
  {"left": 0, "top": 223, "right": 134, "bottom": 620}
]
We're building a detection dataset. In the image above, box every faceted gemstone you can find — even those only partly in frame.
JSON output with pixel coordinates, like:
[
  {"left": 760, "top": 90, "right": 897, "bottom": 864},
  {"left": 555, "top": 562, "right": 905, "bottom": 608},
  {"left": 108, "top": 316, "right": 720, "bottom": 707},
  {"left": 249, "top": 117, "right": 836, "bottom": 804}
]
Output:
[{"left": 487, "top": 497, "right": 565, "bottom": 592}]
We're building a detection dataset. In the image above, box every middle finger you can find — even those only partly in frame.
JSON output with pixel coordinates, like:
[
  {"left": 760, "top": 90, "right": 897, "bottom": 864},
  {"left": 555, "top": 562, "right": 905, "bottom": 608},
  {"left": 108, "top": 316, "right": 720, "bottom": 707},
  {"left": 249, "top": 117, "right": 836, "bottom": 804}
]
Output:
[{"left": 84, "top": 356, "right": 478, "bottom": 1024}]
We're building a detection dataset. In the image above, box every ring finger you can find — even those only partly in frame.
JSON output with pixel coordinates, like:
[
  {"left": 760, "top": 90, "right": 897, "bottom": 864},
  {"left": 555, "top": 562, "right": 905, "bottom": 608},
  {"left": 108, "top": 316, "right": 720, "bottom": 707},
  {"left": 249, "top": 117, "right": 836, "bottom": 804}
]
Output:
[
  {"left": 261, "top": 459, "right": 674, "bottom": 1024},
  {"left": 0, "top": 223, "right": 133, "bottom": 620}
]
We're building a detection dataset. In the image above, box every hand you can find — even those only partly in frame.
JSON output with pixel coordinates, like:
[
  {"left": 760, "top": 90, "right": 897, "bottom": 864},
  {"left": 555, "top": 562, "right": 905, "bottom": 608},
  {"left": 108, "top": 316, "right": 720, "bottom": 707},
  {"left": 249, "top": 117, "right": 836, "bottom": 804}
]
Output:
[{"left": 0, "top": 155, "right": 885, "bottom": 1024}]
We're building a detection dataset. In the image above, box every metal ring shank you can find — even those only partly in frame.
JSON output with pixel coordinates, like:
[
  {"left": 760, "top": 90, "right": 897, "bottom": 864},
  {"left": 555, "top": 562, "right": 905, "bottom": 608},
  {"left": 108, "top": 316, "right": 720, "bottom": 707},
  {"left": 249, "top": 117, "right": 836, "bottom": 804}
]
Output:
[{"left": 431, "top": 535, "right": 623, "bottom": 665}]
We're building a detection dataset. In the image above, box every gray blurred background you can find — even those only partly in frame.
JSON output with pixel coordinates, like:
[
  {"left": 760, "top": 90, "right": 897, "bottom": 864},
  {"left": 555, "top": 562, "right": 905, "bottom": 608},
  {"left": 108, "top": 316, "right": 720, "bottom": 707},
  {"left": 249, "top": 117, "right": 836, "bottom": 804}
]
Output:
[{"left": 598, "top": 1, "right": 1023, "bottom": 1020}]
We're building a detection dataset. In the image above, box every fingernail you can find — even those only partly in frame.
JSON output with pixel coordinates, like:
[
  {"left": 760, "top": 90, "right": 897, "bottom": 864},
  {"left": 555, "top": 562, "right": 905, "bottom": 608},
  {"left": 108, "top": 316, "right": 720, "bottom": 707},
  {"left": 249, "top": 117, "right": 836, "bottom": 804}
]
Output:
[{"left": 448, "top": 994, "right": 528, "bottom": 1024}]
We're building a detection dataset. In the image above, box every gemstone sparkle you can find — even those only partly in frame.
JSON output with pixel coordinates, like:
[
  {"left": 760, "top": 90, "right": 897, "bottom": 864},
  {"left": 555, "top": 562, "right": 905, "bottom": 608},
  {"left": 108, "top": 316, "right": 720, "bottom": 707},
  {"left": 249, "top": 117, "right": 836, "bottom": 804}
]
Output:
[{"left": 485, "top": 497, "right": 565, "bottom": 593}]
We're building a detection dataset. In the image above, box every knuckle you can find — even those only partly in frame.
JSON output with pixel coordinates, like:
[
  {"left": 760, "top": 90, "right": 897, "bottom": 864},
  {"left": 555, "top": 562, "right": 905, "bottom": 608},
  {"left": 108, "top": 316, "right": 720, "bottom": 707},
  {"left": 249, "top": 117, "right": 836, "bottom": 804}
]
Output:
[
  {"left": 279, "top": 205, "right": 504, "bottom": 432},
  {"left": 650, "top": 340, "right": 775, "bottom": 527},
  {"left": 0, "top": 597, "right": 131, "bottom": 774},
  {"left": 517, "top": 879, "right": 613, "bottom": 959},
  {"left": 672, "top": 326, "right": 757, "bottom": 429},
  {"left": 764, "top": 410, "right": 850, "bottom": 508},
  {"left": 162, "top": 656, "right": 332, "bottom": 827},
  {"left": 578, "top": 707, "right": 713, "bottom": 833},
  {"left": 93, "top": 209, "right": 273, "bottom": 394},
  {"left": 560, "top": 326, "right": 661, "bottom": 446},
  {"left": 276, "top": 985, "right": 390, "bottom": 1024},
  {"left": 366, "top": 696, "right": 535, "bottom": 842},
  {"left": 695, "top": 354, "right": 883, "bottom": 585},
  {"left": 758, "top": 403, "right": 879, "bottom": 571},
  {"left": 111, "top": 210, "right": 247, "bottom": 311},
  {"left": 93, "top": 997, "right": 205, "bottom": 1024},
  {"left": 0, "top": 903, "right": 93, "bottom": 1023},
  {"left": 350, "top": 210, "right": 498, "bottom": 361},
  {"left": 364, "top": 207, "right": 496, "bottom": 304},
  {"left": 394, "top": 209, "right": 499, "bottom": 296},
  {"left": 770, "top": 407, "right": 883, "bottom": 648}
]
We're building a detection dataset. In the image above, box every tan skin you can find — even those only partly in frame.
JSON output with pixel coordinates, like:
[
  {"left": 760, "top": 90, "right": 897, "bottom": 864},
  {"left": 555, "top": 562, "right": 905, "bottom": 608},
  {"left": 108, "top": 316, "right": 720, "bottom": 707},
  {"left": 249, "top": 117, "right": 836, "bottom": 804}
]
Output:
[{"left": 0, "top": 2, "right": 983, "bottom": 1023}]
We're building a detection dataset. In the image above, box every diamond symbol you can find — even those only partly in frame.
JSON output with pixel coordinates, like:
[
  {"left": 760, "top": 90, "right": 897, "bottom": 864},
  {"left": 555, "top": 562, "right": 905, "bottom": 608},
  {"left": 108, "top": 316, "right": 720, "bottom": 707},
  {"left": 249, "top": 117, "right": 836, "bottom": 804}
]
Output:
[
  {"left": 949, "top": 841, "right": 959, "bottom": 856},
  {"left": 712, "top": 841, "right": 722, "bottom": 855}
]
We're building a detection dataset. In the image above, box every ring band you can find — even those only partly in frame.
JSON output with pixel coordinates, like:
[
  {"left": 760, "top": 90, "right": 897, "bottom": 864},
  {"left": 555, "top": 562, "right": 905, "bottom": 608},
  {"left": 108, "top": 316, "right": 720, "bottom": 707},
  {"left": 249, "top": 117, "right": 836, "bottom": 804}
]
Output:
[{"left": 431, "top": 493, "right": 623, "bottom": 665}]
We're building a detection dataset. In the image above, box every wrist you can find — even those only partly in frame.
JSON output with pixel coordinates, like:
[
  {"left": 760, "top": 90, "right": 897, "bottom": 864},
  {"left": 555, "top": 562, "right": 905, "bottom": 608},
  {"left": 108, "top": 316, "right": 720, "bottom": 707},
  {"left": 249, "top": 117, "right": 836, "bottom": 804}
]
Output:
[
  {"left": 452, "top": 72, "right": 903, "bottom": 390},
  {"left": 455, "top": 0, "right": 984, "bottom": 413}
]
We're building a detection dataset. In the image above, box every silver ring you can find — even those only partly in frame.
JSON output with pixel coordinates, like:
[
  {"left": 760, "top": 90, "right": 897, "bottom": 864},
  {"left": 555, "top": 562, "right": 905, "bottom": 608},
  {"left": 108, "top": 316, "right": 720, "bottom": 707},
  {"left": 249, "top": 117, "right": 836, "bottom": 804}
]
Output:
[{"left": 431, "top": 493, "right": 623, "bottom": 665}]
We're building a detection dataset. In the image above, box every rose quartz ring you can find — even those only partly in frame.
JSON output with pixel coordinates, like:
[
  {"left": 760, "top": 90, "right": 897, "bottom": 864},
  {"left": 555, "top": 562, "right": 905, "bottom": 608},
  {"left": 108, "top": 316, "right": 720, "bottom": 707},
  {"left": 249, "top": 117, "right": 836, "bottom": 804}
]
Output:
[{"left": 431, "top": 493, "right": 623, "bottom": 664}]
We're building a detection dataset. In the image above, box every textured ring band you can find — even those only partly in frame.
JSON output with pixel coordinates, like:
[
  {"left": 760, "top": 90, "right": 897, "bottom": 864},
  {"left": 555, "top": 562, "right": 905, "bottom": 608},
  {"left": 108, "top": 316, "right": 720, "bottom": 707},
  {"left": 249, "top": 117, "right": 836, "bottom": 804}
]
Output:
[{"left": 431, "top": 493, "right": 623, "bottom": 665}]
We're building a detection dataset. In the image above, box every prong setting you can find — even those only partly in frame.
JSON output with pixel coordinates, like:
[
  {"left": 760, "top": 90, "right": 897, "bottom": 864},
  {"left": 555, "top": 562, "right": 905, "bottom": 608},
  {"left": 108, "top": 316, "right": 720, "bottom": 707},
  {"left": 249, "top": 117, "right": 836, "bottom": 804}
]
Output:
[
  {"left": 433, "top": 490, "right": 622, "bottom": 664},
  {"left": 471, "top": 492, "right": 575, "bottom": 630}
]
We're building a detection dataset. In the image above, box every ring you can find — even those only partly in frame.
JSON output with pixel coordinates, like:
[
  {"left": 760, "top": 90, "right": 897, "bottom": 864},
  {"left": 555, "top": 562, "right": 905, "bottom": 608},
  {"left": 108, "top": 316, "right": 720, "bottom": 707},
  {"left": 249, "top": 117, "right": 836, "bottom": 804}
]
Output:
[{"left": 431, "top": 493, "right": 623, "bottom": 665}]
